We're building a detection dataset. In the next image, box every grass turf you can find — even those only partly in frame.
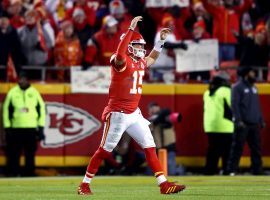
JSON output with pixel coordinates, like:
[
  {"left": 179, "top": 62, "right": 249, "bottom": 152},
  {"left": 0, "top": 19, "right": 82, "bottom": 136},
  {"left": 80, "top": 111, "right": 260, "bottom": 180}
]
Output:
[{"left": 0, "top": 176, "right": 270, "bottom": 200}]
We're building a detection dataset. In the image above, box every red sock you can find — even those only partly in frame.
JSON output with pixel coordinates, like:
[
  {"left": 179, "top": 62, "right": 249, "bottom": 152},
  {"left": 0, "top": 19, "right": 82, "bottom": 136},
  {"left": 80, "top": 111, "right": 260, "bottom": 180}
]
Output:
[
  {"left": 144, "top": 147, "right": 164, "bottom": 177},
  {"left": 86, "top": 147, "right": 111, "bottom": 177}
]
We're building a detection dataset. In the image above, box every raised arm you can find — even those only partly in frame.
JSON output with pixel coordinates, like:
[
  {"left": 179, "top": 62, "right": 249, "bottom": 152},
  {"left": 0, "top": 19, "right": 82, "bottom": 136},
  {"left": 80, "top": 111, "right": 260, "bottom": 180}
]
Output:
[
  {"left": 112, "top": 16, "right": 142, "bottom": 71},
  {"left": 201, "top": 0, "right": 220, "bottom": 16},
  {"left": 234, "top": 0, "right": 253, "bottom": 15},
  {"left": 146, "top": 28, "right": 171, "bottom": 67}
]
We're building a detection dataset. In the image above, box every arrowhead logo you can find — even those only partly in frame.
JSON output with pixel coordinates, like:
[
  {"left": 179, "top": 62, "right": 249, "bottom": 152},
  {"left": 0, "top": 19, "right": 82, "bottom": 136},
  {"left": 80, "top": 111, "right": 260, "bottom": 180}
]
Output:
[{"left": 42, "top": 102, "right": 101, "bottom": 148}]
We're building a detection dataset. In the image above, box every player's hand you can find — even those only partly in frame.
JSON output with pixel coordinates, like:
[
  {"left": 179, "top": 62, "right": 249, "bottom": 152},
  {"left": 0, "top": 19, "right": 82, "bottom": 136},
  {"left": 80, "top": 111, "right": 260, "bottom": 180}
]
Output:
[
  {"left": 160, "top": 28, "right": 171, "bottom": 40},
  {"left": 129, "top": 16, "right": 143, "bottom": 31}
]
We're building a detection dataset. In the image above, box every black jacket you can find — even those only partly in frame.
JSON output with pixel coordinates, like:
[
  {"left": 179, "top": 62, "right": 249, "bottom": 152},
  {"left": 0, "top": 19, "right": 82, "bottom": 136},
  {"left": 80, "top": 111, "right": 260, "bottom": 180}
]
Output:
[
  {"left": 231, "top": 78, "right": 264, "bottom": 125},
  {"left": 237, "top": 36, "right": 269, "bottom": 68},
  {"left": 0, "top": 26, "right": 23, "bottom": 80}
]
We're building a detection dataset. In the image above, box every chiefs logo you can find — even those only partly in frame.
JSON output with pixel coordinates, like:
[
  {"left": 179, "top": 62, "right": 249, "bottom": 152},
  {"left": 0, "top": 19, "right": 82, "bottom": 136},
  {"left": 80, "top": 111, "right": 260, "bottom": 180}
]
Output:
[{"left": 42, "top": 102, "right": 101, "bottom": 148}]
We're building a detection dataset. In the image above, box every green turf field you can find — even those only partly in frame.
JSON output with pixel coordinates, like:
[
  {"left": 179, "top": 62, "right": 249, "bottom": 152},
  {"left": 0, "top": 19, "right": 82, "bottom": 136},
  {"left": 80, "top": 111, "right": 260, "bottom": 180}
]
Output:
[{"left": 0, "top": 176, "right": 270, "bottom": 200}]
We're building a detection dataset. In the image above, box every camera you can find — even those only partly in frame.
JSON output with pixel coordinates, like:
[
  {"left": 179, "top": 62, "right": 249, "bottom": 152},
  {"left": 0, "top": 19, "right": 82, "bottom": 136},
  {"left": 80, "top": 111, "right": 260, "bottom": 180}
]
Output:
[{"left": 148, "top": 102, "right": 182, "bottom": 128}]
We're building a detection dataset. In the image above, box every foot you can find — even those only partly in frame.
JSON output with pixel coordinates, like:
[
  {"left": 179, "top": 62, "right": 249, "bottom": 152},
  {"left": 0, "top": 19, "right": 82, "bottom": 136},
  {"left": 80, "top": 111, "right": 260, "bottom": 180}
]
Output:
[
  {"left": 77, "top": 182, "right": 93, "bottom": 195},
  {"left": 159, "top": 181, "right": 186, "bottom": 194}
]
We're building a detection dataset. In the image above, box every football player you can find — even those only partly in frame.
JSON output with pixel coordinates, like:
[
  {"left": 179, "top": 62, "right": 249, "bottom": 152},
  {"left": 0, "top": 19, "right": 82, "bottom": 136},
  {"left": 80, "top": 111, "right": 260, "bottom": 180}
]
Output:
[{"left": 78, "top": 16, "right": 186, "bottom": 195}]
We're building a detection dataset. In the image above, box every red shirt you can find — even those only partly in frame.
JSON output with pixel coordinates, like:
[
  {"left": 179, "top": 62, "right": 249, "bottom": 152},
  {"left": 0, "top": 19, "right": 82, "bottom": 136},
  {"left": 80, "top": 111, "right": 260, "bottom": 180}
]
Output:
[
  {"left": 84, "top": 29, "right": 122, "bottom": 65},
  {"left": 102, "top": 54, "right": 147, "bottom": 121},
  {"left": 202, "top": 0, "right": 252, "bottom": 44}
]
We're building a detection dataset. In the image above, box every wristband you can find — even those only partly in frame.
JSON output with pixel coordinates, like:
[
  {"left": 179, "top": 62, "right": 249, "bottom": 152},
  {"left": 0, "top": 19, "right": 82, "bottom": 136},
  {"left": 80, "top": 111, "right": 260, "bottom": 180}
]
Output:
[{"left": 153, "top": 40, "right": 165, "bottom": 53}]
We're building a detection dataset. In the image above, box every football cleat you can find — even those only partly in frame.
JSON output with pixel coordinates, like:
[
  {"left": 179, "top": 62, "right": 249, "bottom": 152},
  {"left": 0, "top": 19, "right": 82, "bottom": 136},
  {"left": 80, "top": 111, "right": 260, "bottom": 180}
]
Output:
[
  {"left": 159, "top": 181, "right": 186, "bottom": 194},
  {"left": 77, "top": 182, "right": 93, "bottom": 195}
]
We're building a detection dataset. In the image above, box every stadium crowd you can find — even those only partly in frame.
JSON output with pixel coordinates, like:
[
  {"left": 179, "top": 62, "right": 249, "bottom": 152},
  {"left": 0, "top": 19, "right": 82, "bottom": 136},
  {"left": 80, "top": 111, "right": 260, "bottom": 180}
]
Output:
[{"left": 0, "top": 0, "right": 270, "bottom": 82}]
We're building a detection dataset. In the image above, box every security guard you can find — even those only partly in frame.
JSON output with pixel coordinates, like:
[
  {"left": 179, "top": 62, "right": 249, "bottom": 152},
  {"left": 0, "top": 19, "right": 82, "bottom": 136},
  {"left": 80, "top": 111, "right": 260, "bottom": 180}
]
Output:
[
  {"left": 203, "top": 72, "right": 234, "bottom": 175},
  {"left": 3, "top": 72, "right": 46, "bottom": 176},
  {"left": 227, "top": 67, "right": 265, "bottom": 175}
]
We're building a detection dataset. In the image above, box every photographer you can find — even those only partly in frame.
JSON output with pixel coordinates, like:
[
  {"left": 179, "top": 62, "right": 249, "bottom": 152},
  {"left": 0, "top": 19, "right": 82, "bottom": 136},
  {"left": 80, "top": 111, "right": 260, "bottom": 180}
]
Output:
[{"left": 148, "top": 102, "right": 182, "bottom": 175}]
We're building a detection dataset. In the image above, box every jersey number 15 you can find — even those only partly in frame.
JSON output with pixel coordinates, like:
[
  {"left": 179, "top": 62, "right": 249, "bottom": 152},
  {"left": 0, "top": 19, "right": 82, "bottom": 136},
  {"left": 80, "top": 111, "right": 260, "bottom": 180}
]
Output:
[{"left": 130, "top": 70, "right": 145, "bottom": 94}]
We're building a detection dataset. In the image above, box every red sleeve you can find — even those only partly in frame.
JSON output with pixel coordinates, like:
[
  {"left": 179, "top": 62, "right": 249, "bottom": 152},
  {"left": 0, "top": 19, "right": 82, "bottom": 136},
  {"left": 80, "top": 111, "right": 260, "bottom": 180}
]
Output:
[
  {"left": 84, "top": 6, "right": 96, "bottom": 27},
  {"left": 85, "top": 45, "right": 97, "bottom": 64},
  {"left": 201, "top": 0, "right": 220, "bottom": 16},
  {"left": 180, "top": 7, "right": 191, "bottom": 22},
  {"left": 65, "top": 8, "right": 73, "bottom": 19},
  {"left": 113, "top": 29, "right": 133, "bottom": 70},
  {"left": 234, "top": 0, "right": 253, "bottom": 15}
]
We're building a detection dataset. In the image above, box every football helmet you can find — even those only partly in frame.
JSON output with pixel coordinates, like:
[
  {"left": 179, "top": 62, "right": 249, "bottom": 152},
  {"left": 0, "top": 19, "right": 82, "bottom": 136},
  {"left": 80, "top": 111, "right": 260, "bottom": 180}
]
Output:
[{"left": 121, "top": 31, "right": 146, "bottom": 58}]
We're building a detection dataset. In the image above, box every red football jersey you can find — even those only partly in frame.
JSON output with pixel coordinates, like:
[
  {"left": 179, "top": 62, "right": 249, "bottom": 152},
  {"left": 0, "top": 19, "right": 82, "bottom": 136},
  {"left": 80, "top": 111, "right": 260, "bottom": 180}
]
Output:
[{"left": 102, "top": 54, "right": 147, "bottom": 121}]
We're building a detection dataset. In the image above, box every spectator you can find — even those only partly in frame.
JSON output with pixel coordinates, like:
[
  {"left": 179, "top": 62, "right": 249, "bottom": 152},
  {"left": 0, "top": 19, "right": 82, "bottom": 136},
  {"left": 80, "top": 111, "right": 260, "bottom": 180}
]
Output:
[
  {"left": 151, "top": 14, "right": 187, "bottom": 82},
  {"left": 2, "top": 0, "right": 25, "bottom": 29},
  {"left": 109, "top": 0, "right": 133, "bottom": 33},
  {"left": 167, "top": 5, "right": 191, "bottom": 40},
  {"left": 202, "top": 0, "right": 253, "bottom": 61},
  {"left": 72, "top": 6, "right": 95, "bottom": 49},
  {"left": 189, "top": 20, "right": 211, "bottom": 81},
  {"left": 65, "top": 0, "right": 96, "bottom": 28},
  {"left": 148, "top": 102, "right": 182, "bottom": 175},
  {"left": 54, "top": 20, "right": 83, "bottom": 81},
  {"left": 0, "top": 14, "right": 22, "bottom": 81},
  {"left": 185, "top": 1, "right": 212, "bottom": 35},
  {"left": 203, "top": 72, "right": 233, "bottom": 175},
  {"left": 3, "top": 71, "right": 46, "bottom": 176},
  {"left": 236, "top": 23, "right": 270, "bottom": 81},
  {"left": 45, "top": 0, "right": 68, "bottom": 32},
  {"left": 18, "top": 10, "right": 53, "bottom": 67},
  {"left": 192, "top": 19, "right": 211, "bottom": 41},
  {"left": 34, "top": 0, "right": 56, "bottom": 47},
  {"left": 226, "top": 67, "right": 265, "bottom": 175},
  {"left": 84, "top": 15, "right": 121, "bottom": 68}
]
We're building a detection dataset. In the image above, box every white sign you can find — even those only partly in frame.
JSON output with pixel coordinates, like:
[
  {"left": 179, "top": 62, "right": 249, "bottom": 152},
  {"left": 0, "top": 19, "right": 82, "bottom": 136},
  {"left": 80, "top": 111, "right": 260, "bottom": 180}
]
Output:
[
  {"left": 42, "top": 102, "right": 101, "bottom": 148},
  {"left": 146, "top": 0, "right": 189, "bottom": 7},
  {"left": 175, "top": 39, "right": 219, "bottom": 73},
  {"left": 71, "top": 66, "right": 111, "bottom": 94}
]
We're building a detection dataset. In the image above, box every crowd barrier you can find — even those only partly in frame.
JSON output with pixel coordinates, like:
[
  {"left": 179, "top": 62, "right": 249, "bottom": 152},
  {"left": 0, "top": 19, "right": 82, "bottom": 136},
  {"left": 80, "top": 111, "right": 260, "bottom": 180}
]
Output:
[{"left": 0, "top": 83, "right": 270, "bottom": 167}]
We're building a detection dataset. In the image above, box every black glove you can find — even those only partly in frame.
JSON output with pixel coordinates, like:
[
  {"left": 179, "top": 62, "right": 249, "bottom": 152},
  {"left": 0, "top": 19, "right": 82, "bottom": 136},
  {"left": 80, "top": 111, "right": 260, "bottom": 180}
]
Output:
[
  {"left": 179, "top": 42, "right": 188, "bottom": 50},
  {"left": 37, "top": 126, "right": 45, "bottom": 141}
]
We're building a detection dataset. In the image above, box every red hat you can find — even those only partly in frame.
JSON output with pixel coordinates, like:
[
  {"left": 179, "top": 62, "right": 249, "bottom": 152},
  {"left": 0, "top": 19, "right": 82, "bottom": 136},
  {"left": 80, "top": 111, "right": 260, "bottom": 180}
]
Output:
[
  {"left": 193, "top": 20, "right": 206, "bottom": 30},
  {"left": 161, "top": 14, "right": 174, "bottom": 27},
  {"left": 255, "top": 23, "right": 266, "bottom": 34}
]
